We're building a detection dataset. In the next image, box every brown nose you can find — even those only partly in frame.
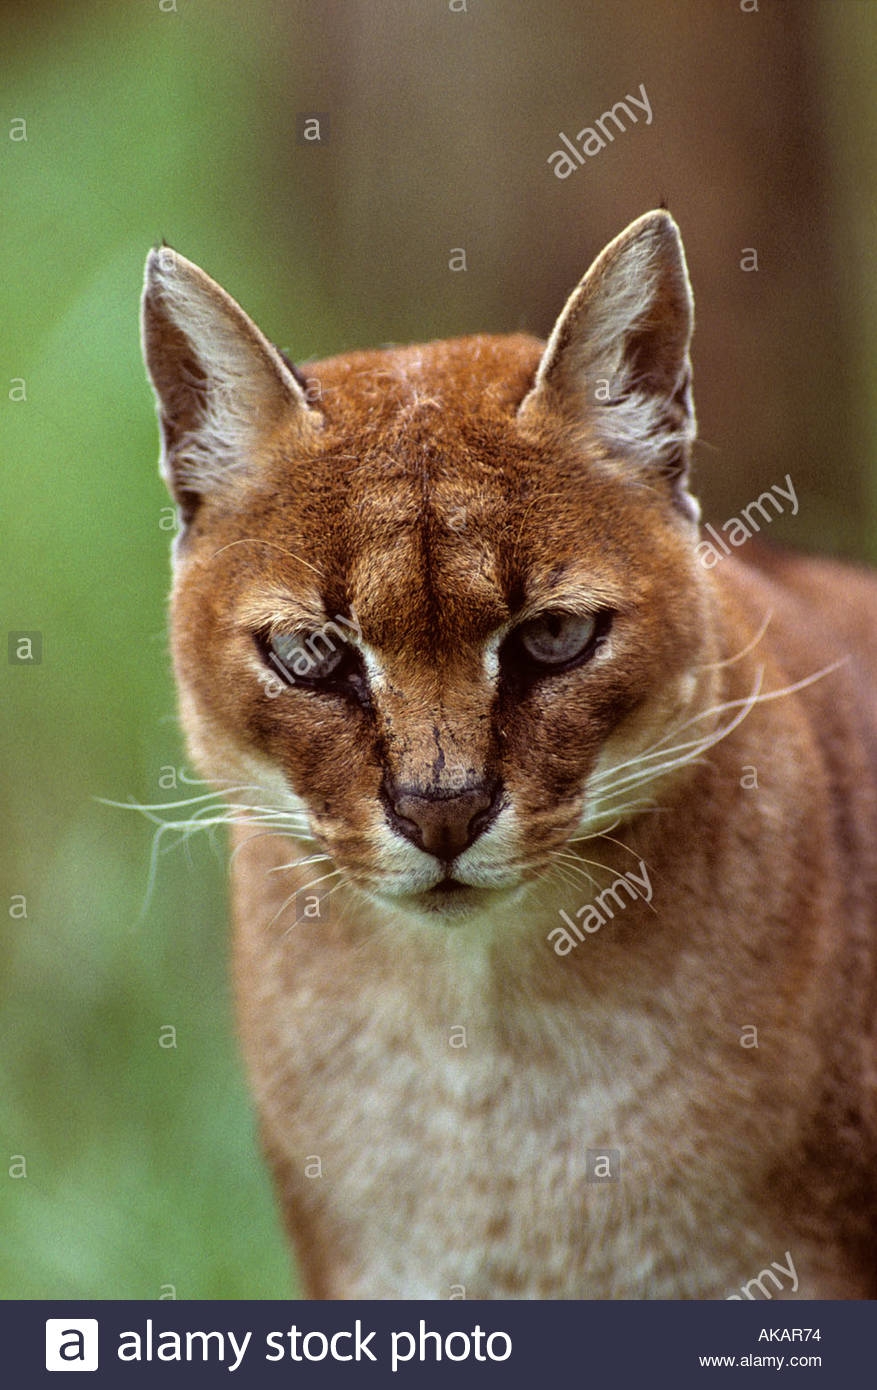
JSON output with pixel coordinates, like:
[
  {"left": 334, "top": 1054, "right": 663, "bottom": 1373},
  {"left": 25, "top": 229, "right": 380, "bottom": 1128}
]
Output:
[{"left": 384, "top": 780, "right": 500, "bottom": 860}]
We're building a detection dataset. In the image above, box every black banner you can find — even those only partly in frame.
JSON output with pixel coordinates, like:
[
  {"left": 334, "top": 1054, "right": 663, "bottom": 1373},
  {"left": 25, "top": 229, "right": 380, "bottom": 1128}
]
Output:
[{"left": 10, "top": 1299, "right": 874, "bottom": 1386}]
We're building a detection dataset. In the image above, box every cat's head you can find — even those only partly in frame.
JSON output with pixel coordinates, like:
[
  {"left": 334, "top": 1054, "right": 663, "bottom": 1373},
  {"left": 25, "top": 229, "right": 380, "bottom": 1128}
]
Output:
[{"left": 142, "top": 212, "right": 717, "bottom": 922}]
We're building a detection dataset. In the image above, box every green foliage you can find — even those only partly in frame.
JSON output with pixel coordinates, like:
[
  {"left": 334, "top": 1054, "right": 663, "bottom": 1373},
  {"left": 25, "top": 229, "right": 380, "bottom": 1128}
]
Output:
[{"left": 0, "top": 1, "right": 301, "bottom": 1298}]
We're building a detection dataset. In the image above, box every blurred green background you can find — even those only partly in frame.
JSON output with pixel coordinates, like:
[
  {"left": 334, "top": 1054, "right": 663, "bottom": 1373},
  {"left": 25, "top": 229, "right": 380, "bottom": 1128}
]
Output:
[{"left": 1, "top": 0, "right": 876, "bottom": 1299}]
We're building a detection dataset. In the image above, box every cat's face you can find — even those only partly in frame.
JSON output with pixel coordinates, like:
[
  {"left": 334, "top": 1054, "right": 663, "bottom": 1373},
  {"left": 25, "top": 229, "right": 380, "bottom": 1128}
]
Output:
[{"left": 144, "top": 213, "right": 715, "bottom": 921}]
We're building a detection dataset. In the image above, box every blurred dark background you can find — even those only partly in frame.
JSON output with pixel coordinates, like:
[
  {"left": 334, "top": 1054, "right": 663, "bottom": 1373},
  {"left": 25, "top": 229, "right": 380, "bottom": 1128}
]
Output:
[{"left": 1, "top": 0, "right": 875, "bottom": 1297}]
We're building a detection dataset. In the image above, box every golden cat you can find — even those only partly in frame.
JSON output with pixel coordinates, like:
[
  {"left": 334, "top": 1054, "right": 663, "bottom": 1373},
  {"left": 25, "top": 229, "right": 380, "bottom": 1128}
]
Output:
[{"left": 141, "top": 211, "right": 877, "bottom": 1299}]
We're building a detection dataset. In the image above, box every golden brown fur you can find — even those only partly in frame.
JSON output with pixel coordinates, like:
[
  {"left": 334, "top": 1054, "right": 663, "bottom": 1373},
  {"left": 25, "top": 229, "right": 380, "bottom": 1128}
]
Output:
[{"left": 142, "top": 213, "right": 877, "bottom": 1298}]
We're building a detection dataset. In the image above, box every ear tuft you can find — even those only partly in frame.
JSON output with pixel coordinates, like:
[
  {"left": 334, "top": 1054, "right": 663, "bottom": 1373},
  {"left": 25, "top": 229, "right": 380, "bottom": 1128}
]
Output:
[
  {"left": 141, "top": 247, "right": 320, "bottom": 526},
  {"left": 519, "top": 211, "right": 698, "bottom": 519}
]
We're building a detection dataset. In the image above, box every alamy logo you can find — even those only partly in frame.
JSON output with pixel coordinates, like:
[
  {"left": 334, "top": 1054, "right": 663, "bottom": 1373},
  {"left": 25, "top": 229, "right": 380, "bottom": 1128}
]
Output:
[
  {"left": 45, "top": 1319, "right": 99, "bottom": 1372},
  {"left": 726, "top": 1251, "right": 799, "bottom": 1301},
  {"left": 547, "top": 84, "right": 653, "bottom": 179},
  {"left": 696, "top": 475, "right": 798, "bottom": 568},
  {"left": 548, "top": 860, "right": 652, "bottom": 955}
]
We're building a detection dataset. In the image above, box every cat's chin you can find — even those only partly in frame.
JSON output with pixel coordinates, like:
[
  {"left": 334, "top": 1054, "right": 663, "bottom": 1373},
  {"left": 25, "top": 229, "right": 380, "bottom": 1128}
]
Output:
[{"left": 376, "top": 879, "right": 510, "bottom": 925}]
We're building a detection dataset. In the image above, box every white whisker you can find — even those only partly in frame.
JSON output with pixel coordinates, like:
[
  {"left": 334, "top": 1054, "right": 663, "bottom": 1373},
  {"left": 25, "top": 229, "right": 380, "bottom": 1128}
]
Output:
[
  {"left": 590, "top": 658, "right": 845, "bottom": 798},
  {"left": 268, "top": 854, "right": 333, "bottom": 873},
  {"left": 588, "top": 666, "right": 768, "bottom": 790},
  {"left": 569, "top": 800, "right": 661, "bottom": 834},
  {"left": 578, "top": 658, "right": 846, "bottom": 849},
  {"left": 99, "top": 785, "right": 319, "bottom": 918},
  {"left": 701, "top": 610, "right": 773, "bottom": 671},
  {"left": 548, "top": 856, "right": 600, "bottom": 895},
  {"left": 270, "top": 867, "right": 347, "bottom": 934},
  {"left": 551, "top": 848, "right": 617, "bottom": 881}
]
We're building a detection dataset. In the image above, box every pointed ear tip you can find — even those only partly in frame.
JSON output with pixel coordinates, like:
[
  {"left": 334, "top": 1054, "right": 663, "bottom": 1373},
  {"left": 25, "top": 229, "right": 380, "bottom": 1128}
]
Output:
[
  {"left": 625, "top": 211, "right": 688, "bottom": 278},
  {"left": 602, "top": 211, "right": 684, "bottom": 271},
  {"left": 640, "top": 207, "right": 676, "bottom": 224},
  {"left": 144, "top": 247, "right": 169, "bottom": 290},
  {"left": 638, "top": 209, "right": 682, "bottom": 242},
  {"left": 144, "top": 245, "right": 196, "bottom": 292}
]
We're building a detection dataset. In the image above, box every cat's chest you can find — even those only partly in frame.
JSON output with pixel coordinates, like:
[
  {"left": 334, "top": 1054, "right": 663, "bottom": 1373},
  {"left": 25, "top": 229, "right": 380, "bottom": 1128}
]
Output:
[
  {"left": 303, "top": 1022, "right": 673, "bottom": 1298},
  {"left": 239, "top": 924, "right": 752, "bottom": 1298}
]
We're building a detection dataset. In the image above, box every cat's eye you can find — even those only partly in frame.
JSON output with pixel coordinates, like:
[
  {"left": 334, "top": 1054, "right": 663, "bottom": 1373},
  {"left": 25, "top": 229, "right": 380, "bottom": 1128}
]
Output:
[
  {"left": 517, "top": 612, "right": 596, "bottom": 665},
  {"left": 507, "top": 609, "right": 610, "bottom": 675},
  {"left": 259, "top": 630, "right": 353, "bottom": 686}
]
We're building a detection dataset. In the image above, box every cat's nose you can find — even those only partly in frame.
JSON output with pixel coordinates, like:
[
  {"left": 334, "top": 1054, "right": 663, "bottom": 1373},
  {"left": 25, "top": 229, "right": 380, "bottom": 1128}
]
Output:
[{"left": 384, "top": 780, "right": 501, "bottom": 860}]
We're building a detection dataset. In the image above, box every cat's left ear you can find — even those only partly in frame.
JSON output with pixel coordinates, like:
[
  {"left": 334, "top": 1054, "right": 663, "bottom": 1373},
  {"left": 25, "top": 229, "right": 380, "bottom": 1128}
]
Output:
[{"left": 518, "top": 210, "right": 698, "bottom": 520}]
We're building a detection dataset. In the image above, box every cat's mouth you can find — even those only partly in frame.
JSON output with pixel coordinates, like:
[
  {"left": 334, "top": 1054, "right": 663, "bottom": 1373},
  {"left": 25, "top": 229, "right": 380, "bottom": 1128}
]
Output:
[
  {"left": 431, "top": 876, "right": 465, "bottom": 894},
  {"left": 368, "top": 863, "right": 523, "bottom": 922},
  {"left": 398, "top": 875, "right": 501, "bottom": 921},
  {"left": 420, "top": 877, "right": 477, "bottom": 910}
]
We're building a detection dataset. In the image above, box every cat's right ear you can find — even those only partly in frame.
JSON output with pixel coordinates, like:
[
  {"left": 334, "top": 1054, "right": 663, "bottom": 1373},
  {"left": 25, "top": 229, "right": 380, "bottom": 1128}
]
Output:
[{"left": 141, "top": 246, "right": 322, "bottom": 528}]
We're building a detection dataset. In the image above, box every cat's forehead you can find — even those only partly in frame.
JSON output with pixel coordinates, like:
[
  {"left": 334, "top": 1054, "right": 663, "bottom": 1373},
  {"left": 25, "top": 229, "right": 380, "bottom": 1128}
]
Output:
[
  {"left": 300, "top": 344, "right": 547, "bottom": 645},
  {"left": 247, "top": 336, "right": 633, "bottom": 653},
  {"left": 303, "top": 334, "right": 589, "bottom": 534},
  {"left": 307, "top": 333, "right": 544, "bottom": 422}
]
